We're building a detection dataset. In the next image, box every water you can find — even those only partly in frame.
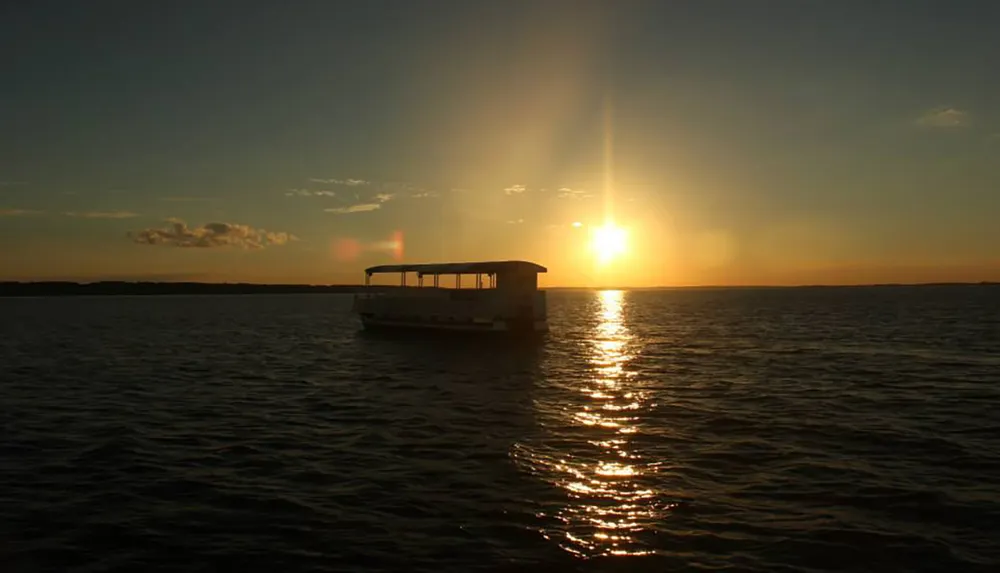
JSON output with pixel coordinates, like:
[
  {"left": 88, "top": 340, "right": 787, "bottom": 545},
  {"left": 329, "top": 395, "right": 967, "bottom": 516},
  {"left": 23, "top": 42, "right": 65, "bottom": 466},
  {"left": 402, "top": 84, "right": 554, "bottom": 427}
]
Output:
[{"left": 2, "top": 287, "right": 998, "bottom": 572}]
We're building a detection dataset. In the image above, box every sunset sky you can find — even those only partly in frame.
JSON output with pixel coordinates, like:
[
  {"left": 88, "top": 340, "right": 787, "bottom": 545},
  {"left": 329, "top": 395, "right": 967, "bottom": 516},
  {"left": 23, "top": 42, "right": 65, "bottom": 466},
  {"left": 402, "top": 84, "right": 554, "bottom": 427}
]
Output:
[{"left": 2, "top": 0, "right": 998, "bottom": 287}]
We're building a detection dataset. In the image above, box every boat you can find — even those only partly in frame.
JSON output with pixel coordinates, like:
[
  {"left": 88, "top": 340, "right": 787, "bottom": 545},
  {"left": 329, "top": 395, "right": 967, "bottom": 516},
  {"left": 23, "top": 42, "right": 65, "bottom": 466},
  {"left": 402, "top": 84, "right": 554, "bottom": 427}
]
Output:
[{"left": 351, "top": 260, "right": 548, "bottom": 334}]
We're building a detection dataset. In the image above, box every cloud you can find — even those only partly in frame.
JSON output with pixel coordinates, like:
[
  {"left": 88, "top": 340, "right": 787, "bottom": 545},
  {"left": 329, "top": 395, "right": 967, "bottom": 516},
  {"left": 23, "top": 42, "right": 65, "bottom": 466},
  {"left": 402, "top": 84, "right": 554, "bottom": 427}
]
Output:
[
  {"left": 159, "top": 196, "right": 216, "bottom": 202},
  {"left": 0, "top": 208, "right": 42, "bottom": 216},
  {"left": 129, "top": 218, "right": 297, "bottom": 249},
  {"left": 506, "top": 218, "right": 525, "bottom": 224},
  {"left": 309, "top": 178, "right": 369, "bottom": 186},
  {"left": 285, "top": 188, "right": 337, "bottom": 197},
  {"left": 557, "top": 187, "right": 592, "bottom": 200},
  {"left": 0, "top": 181, "right": 28, "bottom": 187},
  {"left": 325, "top": 203, "right": 382, "bottom": 214},
  {"left": 65, "top": 211, "right": 139, "bottom": 219},
  {"left": 504, "top": 184, "right": 527, "bottom": 195},
  {"left": 324, "top": 191, "right": 394, "bottom": 215},
  {"left": 289, "top": 177, "right": 440, "bottom": 206},
  {"left": 917, "top": 107, "right": 969, "bottom": 128}
]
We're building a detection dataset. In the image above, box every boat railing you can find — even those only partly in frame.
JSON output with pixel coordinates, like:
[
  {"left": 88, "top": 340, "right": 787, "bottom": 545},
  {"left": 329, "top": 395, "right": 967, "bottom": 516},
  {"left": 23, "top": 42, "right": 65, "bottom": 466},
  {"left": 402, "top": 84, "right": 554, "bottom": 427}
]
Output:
[{"left": 354, "top": 287, "right": 498, "bottom": 300}]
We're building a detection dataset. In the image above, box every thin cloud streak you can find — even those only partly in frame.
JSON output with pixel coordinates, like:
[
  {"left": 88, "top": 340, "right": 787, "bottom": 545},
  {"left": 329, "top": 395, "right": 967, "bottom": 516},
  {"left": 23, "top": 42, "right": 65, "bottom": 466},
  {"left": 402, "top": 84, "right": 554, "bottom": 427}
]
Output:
[
  {"left": 129, "top": 218, "right": 297, "bottom": 249},
  {"left": 0, "top": 208, "right": 42, "bottom": 216},
  {"left": 325, "top": 203, "right": 382, "bottom": 214},
  {"left": 287, "top": 178, "right": 439, "bottom": 206},
  {"left": 504, "top": 184, "right": 527, "bottom": 195},
  {"left": 324, "top": 191, "right": 394, "bottom": 214},
  {"left": 917, "top": 107, "right": 969, "bottom": 128},
  {"left": 557, "top": 187, "right": 591, "bottom": 199},
  {"left": 65, "top": 211, "right": 140, "bottom": 219},
  {"left": 309, "top": 178, "right": 369, "bottom": 186},
  {"left": 285, "top": 189, "right": 337, "bottom": 197}
]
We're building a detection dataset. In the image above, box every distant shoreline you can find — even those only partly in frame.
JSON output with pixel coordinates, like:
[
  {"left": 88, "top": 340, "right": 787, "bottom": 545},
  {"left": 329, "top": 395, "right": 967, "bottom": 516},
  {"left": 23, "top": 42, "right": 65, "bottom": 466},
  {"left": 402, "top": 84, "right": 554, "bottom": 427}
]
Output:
[
  {"left": 0, "top": 281, "right": 996, "bottom": 297},
  {"left": 0, "top": 282, "right": 372, "bottom": 297}
]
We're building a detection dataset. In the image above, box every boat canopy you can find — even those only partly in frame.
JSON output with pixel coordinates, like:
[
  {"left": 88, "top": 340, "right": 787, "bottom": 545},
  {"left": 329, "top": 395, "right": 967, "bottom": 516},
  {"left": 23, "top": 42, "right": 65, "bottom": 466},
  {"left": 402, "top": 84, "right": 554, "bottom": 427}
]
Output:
[{"left": 365, "top": 260, "right": 547, "bottom": 276}]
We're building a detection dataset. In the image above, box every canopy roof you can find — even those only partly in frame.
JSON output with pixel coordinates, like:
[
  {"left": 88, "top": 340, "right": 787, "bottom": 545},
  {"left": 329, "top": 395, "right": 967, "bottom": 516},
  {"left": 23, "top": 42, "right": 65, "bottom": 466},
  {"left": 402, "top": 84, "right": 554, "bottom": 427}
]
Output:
[{"left": 365, "top": 260, "right": 547, "bottom": 276}]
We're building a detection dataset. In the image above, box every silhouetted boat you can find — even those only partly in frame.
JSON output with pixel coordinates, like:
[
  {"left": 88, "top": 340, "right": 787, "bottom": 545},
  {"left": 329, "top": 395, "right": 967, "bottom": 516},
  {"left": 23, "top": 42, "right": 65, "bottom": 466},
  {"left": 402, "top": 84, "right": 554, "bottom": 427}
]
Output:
[{"left": 352, "top": 260, "right": 548, "bottom": 334}]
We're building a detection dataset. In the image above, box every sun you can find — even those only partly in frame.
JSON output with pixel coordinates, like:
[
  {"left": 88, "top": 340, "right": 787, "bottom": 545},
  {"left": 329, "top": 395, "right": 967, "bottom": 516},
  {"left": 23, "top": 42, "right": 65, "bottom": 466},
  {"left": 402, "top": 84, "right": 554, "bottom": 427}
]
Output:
[{"left": 591, "top": 223, "right": 628, "bottom": 264}]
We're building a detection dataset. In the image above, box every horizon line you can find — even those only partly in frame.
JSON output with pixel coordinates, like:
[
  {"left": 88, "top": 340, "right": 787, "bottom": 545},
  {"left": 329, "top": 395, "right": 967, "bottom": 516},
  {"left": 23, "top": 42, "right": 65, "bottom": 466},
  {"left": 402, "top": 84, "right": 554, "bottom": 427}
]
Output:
[{"left": 1, "top": 280, "right": 997, "bottom": 290}]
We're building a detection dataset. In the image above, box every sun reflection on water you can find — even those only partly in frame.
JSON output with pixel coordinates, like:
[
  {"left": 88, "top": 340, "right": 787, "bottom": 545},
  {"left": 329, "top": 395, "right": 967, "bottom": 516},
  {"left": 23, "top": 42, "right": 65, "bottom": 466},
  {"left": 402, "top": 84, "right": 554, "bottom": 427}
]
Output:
[{"left": 517, "top": 290, "right": 674, "bottom": 558}]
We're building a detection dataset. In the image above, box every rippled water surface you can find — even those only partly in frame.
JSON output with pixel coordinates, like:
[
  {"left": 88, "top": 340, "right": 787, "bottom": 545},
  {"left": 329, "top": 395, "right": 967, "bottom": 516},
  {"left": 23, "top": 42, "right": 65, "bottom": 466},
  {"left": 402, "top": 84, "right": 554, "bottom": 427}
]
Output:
[{"left": 2, "top": 287, "right": 999, "bottom": 572}]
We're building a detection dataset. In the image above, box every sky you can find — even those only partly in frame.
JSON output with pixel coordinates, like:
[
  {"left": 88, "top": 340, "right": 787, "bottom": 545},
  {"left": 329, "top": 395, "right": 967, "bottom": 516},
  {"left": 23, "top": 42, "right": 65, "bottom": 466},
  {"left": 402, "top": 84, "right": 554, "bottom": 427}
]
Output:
[{"left": 2, "top": 0, "right": 998, "bottom": 287}]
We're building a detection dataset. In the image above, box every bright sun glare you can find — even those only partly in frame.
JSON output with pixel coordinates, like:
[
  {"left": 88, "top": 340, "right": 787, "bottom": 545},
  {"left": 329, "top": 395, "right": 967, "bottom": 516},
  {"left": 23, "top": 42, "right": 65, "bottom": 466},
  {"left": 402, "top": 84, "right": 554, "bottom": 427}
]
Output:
[{"left": 591, "top": 224, "right": 628, "bottom": 264}]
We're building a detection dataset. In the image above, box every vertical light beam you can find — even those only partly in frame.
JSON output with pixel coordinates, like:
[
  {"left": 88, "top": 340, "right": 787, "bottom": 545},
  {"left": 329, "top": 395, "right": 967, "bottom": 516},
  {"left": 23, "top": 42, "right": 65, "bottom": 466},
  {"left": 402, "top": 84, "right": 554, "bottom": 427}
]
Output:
[{"left": 603, "top": 94, "right": 615, "bottom": 226}]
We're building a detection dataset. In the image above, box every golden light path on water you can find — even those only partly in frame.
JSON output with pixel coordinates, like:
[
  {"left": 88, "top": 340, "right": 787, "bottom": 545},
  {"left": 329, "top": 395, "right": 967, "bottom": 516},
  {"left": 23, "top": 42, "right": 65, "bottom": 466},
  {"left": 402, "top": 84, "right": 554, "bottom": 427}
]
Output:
[{"left": 517, "top": 290, "right": 675, "bottom": 558}]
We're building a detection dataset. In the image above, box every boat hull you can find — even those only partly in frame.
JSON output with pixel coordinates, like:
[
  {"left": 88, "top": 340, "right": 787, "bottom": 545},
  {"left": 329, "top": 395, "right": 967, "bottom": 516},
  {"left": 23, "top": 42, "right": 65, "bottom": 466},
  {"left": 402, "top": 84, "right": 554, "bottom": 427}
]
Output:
[{"left": 359, "top": 314, "right": 548, "bottom": 335}]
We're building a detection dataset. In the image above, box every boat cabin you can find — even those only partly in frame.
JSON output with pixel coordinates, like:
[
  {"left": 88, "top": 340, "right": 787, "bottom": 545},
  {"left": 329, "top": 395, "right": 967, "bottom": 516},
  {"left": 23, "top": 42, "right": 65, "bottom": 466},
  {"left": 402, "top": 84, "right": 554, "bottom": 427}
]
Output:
[{"left": 352, "top": 260, "right": 548, "bottom": 333}]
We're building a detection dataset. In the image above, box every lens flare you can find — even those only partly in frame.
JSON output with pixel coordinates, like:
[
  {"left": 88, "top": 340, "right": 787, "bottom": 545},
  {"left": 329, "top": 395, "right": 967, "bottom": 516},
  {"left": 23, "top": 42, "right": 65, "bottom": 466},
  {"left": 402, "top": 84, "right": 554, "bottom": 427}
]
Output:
[
  {"left": 330, "top": 230, "right": 404, "bottom": 262},
  {"left": 333, "top": 238, "right": 361, "bottom": 262},
  {"left": 392, "top": 230, "right": 404, "bottom": 260}
]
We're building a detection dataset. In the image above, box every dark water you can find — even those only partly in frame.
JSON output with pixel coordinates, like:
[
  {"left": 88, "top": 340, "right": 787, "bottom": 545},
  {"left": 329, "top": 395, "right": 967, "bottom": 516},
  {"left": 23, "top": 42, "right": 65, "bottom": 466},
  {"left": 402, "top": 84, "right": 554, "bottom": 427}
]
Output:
[{"left": 2, "top": 287, "right": 999, "bottom": 572}]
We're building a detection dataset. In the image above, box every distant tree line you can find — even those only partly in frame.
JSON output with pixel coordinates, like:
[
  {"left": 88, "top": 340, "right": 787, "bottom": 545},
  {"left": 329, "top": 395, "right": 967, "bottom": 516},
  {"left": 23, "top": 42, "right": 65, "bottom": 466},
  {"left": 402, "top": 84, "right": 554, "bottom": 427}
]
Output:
[{"left": 0, "top": 282, "right": 406, "bottom": 297}]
